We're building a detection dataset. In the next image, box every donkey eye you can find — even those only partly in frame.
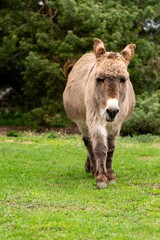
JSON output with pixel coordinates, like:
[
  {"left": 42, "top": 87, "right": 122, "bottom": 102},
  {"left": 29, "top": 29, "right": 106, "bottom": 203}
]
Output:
[{"left": 97, "top": 77, "right": 105, "bottom": 83}]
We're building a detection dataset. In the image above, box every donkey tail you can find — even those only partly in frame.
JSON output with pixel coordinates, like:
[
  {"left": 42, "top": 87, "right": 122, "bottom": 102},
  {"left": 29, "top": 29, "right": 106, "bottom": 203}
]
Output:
[{"left": 63, "top": 59, "right": 77, "bottom": 78}]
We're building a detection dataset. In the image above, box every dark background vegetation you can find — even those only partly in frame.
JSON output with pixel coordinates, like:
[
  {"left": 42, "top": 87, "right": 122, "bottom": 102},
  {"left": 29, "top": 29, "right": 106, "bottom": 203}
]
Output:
[{"left": 0, "top": 0, "right": 160, "bottom": 135}]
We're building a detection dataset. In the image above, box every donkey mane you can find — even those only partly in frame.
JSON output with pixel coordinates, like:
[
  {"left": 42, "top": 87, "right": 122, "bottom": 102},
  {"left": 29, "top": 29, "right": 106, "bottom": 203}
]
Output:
[
  {"left": 63, "top": 59, "right": 77, "bottom": 78},
  {"left": 108, "top": 52, "right": 118, "bottom": 59}
]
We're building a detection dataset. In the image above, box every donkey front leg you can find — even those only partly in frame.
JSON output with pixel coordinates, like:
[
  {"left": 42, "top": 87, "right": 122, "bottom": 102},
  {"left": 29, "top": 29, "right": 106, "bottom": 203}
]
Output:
[
  {"left": 92, "top": 128, "right": 108, "bottom": 188},
  {"left": 106, "top": 135, "right": 116, "bottom": 183}
]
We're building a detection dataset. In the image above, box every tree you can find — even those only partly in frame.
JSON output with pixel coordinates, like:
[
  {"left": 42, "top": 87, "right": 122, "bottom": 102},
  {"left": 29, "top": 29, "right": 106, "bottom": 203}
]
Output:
[{"left": 0, "top": 0, "right": 160, "bottom": 131}]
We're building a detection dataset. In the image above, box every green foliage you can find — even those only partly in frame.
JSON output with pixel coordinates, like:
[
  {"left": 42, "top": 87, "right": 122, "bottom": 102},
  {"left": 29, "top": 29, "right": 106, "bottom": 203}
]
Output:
[
  {"left": 0, "top": 109, "right": 32, "bottom": 126},
  {"left": 131, "top": 133, "right": 160, "bottom": 143},
  {"left": 23, "top": 52, "right": 63, "bottom": 107},
  {"left": 0, "top": 0, "right": 160, "bottom": 133},
  {"left": 6, "top": 130, "right": 23, "bottom": 137},
  {"left": 122, "top": 91, "right": 160, "bottom": 135},
  {"left": 27, "top": 106, "right": 70, "bottom": 127}
]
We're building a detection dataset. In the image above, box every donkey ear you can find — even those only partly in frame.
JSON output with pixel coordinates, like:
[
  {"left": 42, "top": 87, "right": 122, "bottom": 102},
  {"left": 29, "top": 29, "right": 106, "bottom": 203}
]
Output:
[
  {"left": 93, "top": 38, "right": 106, "bottom": 58},
  {"left": 121, "top": 44, "right": 136, "bottom": 64}
]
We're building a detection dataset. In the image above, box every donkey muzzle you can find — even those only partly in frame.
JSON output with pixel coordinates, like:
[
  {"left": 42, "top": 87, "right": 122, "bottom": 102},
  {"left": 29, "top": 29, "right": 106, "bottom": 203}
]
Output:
[
  {"left": 106, "top": 98, "right": 120, "bottom": 122},
  {"left": 106, "top": 108, "right": 119, "bottom": 121}
]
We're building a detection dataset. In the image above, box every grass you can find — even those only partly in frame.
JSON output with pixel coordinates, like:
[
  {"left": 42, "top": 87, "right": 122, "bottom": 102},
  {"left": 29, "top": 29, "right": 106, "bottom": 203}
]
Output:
[{"left": 0, "top": 132, "right": 160, "bottom": 240}]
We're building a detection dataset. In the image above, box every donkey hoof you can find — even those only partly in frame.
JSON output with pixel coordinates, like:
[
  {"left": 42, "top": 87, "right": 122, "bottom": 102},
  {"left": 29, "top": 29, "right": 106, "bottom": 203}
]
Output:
[
  {"left": 96, "top": 175, "right": 107, "bottom": 189},
  {"left": 107, "top": 173, "right": 116, "bottom": 184},
  {"left": 97, "top": 181, "right": 107, "bottom": 189},
  {"left": 108, "top": 179, "right": 116, "bottom": 184}
]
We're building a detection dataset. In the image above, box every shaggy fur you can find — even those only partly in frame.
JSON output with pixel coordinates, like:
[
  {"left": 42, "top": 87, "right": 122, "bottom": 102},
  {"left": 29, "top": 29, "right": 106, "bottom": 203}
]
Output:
[{"left": 63, "top": 38, "right": 136, "bottom": 188}]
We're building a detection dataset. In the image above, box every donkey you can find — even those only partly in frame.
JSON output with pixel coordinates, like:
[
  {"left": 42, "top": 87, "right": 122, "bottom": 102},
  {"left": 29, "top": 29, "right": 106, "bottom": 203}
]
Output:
[{"left": 63, "top": 38, "right": 136, "bottom": 188}]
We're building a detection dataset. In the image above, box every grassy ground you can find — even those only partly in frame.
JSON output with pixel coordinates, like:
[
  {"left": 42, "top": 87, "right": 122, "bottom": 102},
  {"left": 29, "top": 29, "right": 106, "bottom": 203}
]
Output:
[{"left": 0, "top": 132, "right": 159, "bottom": 240}]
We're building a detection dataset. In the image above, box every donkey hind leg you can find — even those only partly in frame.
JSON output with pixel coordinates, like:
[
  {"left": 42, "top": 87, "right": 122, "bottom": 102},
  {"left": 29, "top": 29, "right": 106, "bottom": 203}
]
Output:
[
  {"left": 77, "top": 123, "right": 96, "bottom": 176},
  {"left": 106, "top": 135, "right": 116, "bottom": 183},
  {"left": 84, "top": 155, "right": 90, "bottom": 173},
  {"left": 83, "top": 137, "right": 96, "bottom": 177}
]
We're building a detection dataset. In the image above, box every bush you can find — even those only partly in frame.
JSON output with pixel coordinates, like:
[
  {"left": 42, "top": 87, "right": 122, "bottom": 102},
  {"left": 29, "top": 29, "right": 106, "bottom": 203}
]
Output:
[
  {"left": 26, "top": 107, "right": 71, "bottom": 128},
  {"left": 122, "top": 91, "right": 160, "bottom": 135},
  {"left": 0, "top": 0, "right": 160, "bottom": 134}
]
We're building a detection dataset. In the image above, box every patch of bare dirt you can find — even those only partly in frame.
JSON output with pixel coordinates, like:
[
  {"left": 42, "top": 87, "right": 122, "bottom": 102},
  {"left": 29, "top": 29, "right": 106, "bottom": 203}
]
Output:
[
  {"left": 0, "top": 126, "right": 30, "bottom": 135},
  {"left": 0, "top": 126, "right": 80, "bottom": 135}
]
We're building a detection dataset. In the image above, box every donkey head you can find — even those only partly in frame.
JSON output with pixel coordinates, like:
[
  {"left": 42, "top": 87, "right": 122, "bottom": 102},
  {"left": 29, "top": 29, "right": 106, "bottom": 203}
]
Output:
[{"left": 93, "top": 38, "right": 136, "bottom": 122}]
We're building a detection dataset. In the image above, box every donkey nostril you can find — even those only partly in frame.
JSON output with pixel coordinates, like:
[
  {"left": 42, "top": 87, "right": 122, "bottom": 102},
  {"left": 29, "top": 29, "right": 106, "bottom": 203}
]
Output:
[
  {"left": 116, "top": 109, "right": 119, "bottom": 114},
  {"left": 106, "top": 109, "right": 110, "bottom": 114},
  {"left": 106, "top": 108, "right": 119, "bottom": 119}
]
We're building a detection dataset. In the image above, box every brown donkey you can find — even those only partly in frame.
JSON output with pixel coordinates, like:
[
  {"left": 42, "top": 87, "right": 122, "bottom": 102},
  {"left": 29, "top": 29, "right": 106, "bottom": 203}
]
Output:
[{"left": 63, "top": 38, "right": 136, "bottom": 188}]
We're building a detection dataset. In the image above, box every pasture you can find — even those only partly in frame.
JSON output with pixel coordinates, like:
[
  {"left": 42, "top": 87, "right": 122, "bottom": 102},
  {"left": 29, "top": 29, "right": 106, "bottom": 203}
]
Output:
[{"left": 0, "top": 132, "right": 159, "bottom": 239}]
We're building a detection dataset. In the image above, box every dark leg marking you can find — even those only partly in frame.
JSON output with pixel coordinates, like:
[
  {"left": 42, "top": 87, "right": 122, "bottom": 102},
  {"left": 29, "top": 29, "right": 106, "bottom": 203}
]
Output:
[
  {"left": 84, "top": 156, "right": 90, "bottom": 173},
  {"left": 92, "top": 134, "right": 108, "bottom": 188},
  {"left": 83, "top": 137, "right": 96, "bottom": 176},
  {"left": 106, "top": 135, "right": 116, "bottom": 182},
  {"left": 94, "top": 143, "right": 107, "bottom": 176}
]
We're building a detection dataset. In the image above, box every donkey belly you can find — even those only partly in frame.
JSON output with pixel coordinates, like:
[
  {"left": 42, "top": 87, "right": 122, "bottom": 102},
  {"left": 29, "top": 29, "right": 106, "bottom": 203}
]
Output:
[
  {"left": 63, "top": 88, "right": 86, "bottom": 122},
  {"left": 123, "top": 81, "right": 136, "bottom": 121},
  {"left": 63, "top": 53, "right": 96, "bottom": 123}
]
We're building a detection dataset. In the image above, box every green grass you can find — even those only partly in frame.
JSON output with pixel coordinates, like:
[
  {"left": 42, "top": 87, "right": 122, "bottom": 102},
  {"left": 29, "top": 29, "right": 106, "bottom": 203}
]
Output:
[{"left": 0, "top": 132, "right": 160, "bottom": 240}]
